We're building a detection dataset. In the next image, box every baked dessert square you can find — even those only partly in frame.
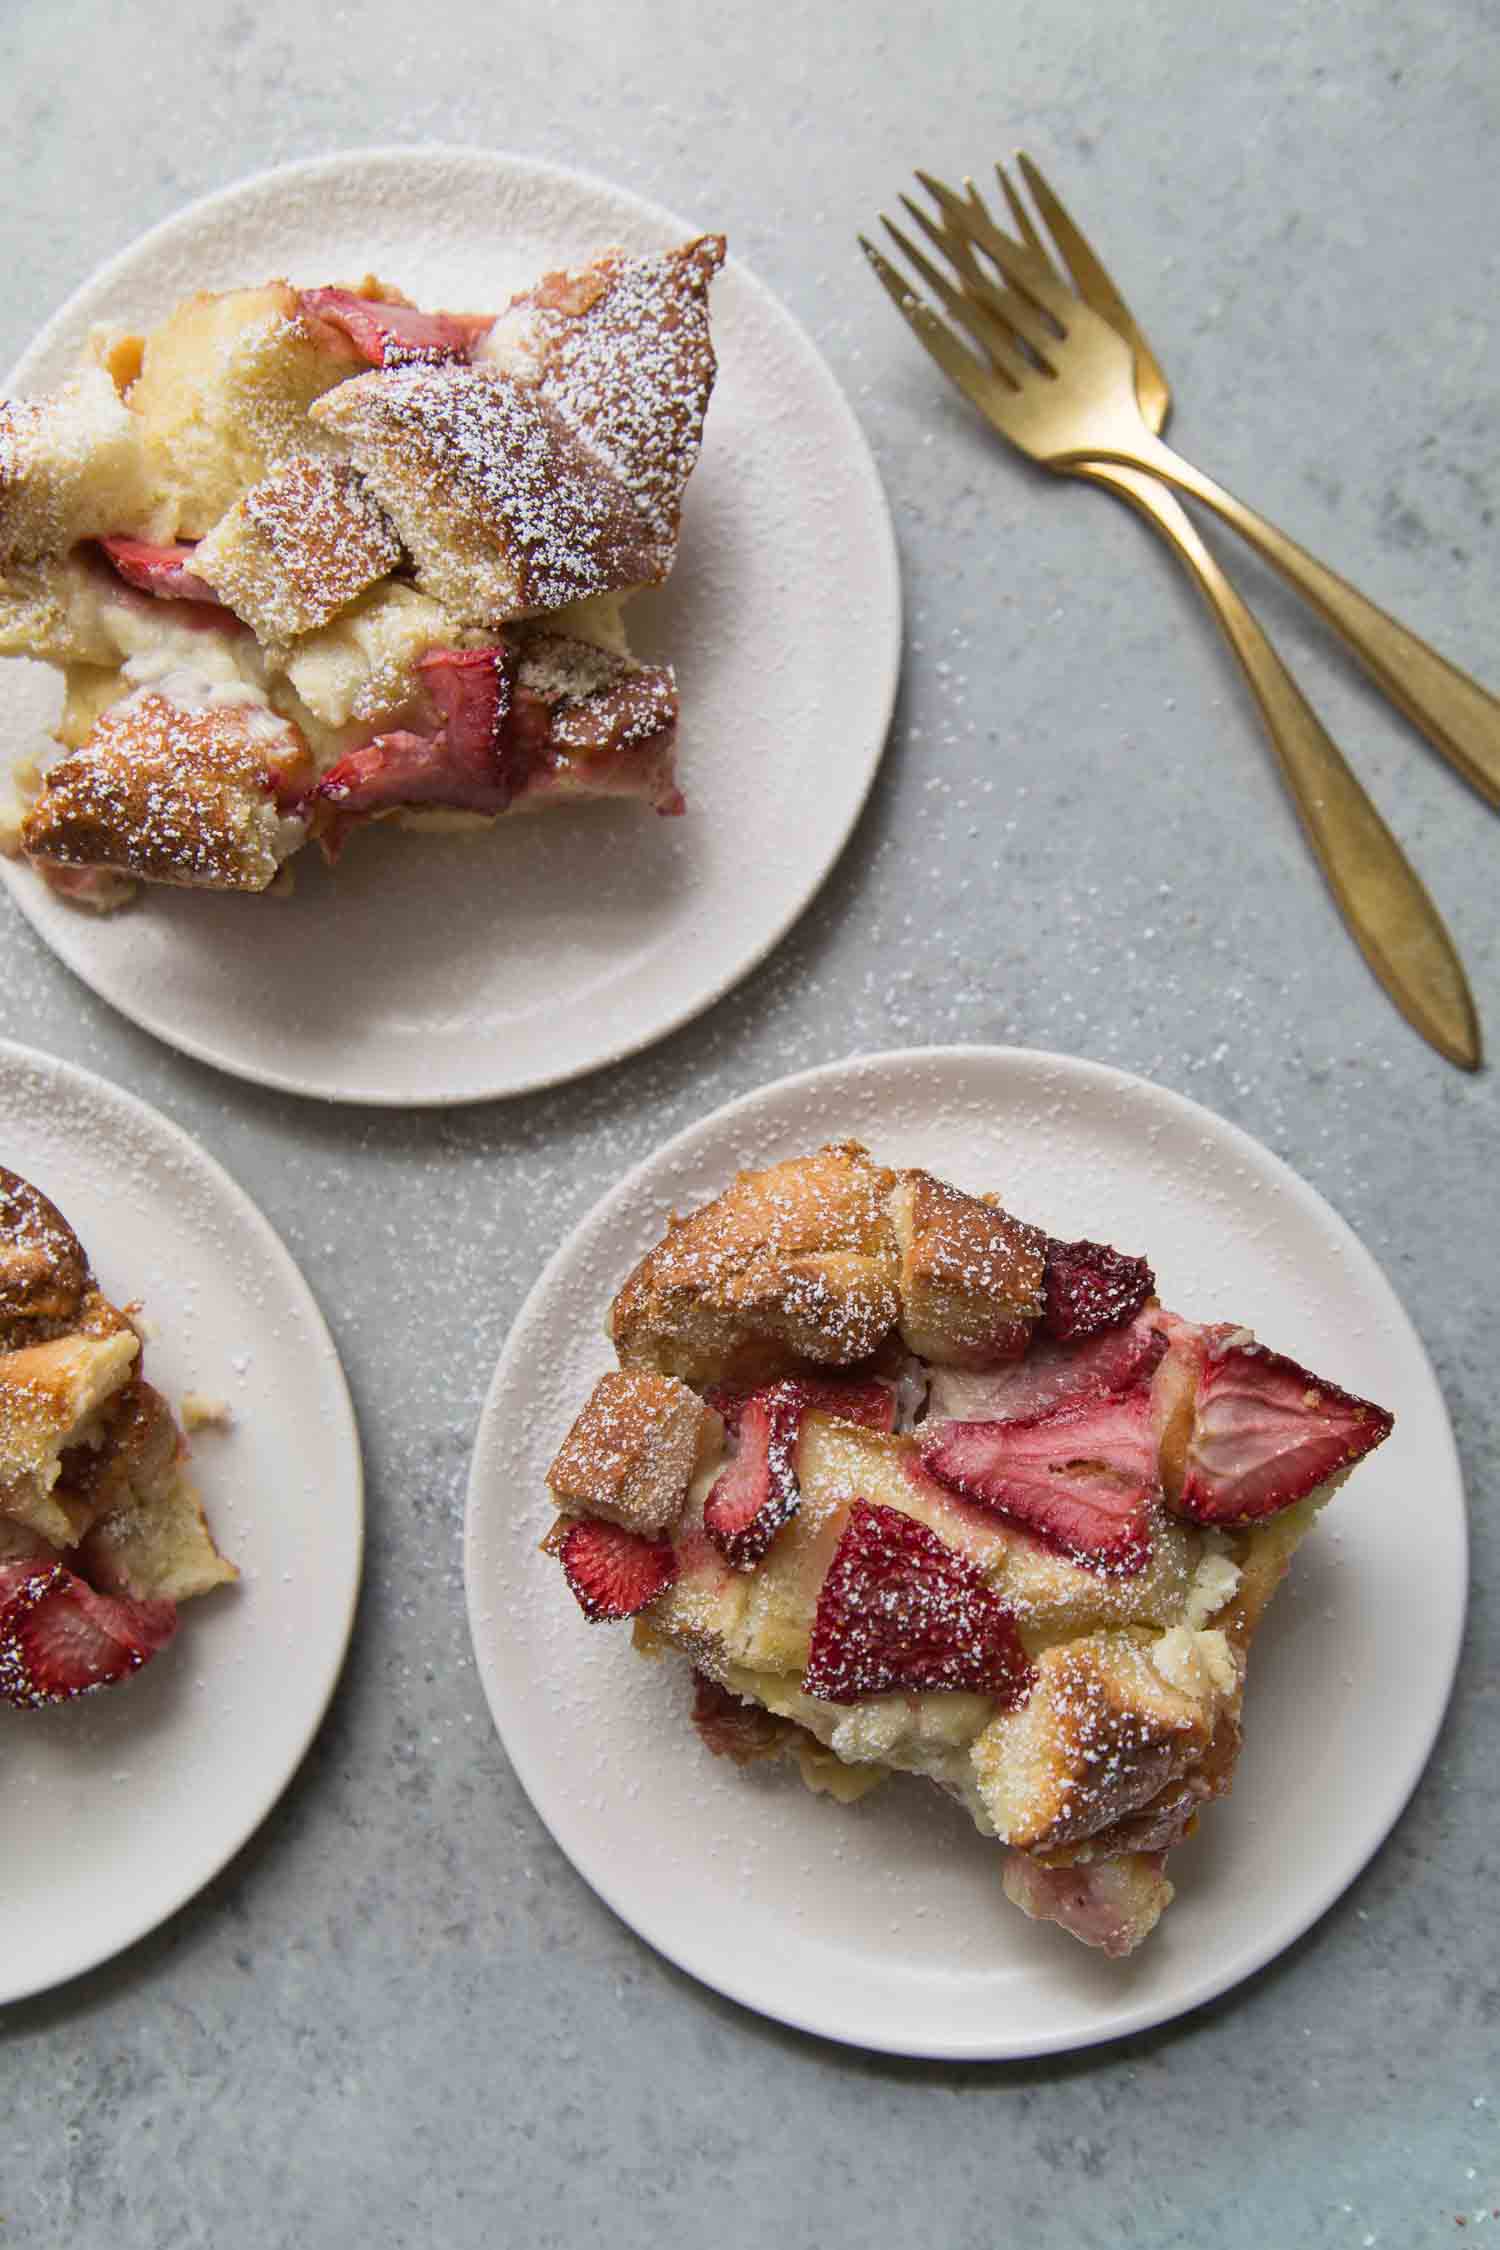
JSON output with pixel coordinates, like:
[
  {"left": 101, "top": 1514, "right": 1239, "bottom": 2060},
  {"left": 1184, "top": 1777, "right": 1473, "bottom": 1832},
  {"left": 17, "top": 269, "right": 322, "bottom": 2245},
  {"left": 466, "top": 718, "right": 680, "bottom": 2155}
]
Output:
[
  {"left": 0, "top": 1165, "right": 235, "bottom": 1706},
  {"left": 541, "top": 1142, "right": 1394, "bottom": 1956},
  {"left": 0, "top": 238, "right": 723, "bottom": 907}
]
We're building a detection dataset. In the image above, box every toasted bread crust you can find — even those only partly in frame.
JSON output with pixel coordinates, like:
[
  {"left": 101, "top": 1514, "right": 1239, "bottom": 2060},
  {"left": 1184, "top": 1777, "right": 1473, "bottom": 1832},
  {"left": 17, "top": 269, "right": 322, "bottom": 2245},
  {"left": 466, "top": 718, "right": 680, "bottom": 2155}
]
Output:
[
  {"left": 890, "top": 1169, "right": 1046, "bottom": 1366},
  {"left": 0, "top": 1167, "right": 89, "bottom": 1340},
  {"left": 547, "top": 1369, "right": 718, "bottom": 1537},
  {"left": 610, "top": 1142, "right": 902, "bottom": 1384},
  {"left": 22, "top": 689, "right": 310, "bottom": 890},
  {"left": 193, "top": 457, "right": 401, "bottom": 646}
]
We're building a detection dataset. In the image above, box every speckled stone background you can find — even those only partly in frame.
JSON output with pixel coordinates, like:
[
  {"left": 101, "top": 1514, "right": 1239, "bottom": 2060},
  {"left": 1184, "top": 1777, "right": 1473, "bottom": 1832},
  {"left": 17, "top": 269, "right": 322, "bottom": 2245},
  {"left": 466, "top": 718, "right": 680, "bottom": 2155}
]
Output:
[{"left": 1, "top": 1, "right": 1497, "bottom": 2243}]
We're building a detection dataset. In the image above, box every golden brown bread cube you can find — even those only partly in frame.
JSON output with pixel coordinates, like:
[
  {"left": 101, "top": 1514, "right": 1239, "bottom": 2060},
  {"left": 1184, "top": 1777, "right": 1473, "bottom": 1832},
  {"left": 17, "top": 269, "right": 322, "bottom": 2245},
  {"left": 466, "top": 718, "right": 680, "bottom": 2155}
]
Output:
[
  {"left": 127, "top": 282, "right": 359, "bottom": 538},
  {"left": 0, "top": 1328, "right": 141, "bottom": 1545},
  {"left": 73, "top": 1377, "right": 237, "bottom": 1604},
  {"left": 192, "top": 457, "right": 402, "bottom": 648},
  {"left": 888, "top": 1169, "right": 1046, "bottom": 1367},
  {"left": 968, "top": 1629, "right": 1231, "bottom": 1853},
  {"left": 0, "top": 1167, "right": 90, "bottom": 1339},
  {"left": 310, "top": 360, "right": 664, "bottom": 625},
  {"left": 22, "top": 687, "right": 312, "bottom": 893},
  {"left": 547, "top": 1369, "right": 719, "bottom": 1538},
  {"left": 0, "top": 367, "right": 153, "bottom": 567}
]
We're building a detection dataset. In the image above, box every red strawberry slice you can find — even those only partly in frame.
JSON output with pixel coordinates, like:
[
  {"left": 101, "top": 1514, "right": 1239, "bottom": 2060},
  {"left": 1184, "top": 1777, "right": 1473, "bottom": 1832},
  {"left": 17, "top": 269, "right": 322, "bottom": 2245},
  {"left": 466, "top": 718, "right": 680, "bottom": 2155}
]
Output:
[
  {"left": 794, "top": 1376, "right": 898, "bottom": 1433},
  {"left": 99, "top": 536, "right": 226, "bottom": 608},
  {"left": 0, "top": 1561, "right": 177, "bottom": 1707},
  {"left": 802, "top": 1499, "right": 1035, "bottom": 1706},
  {"left": 559, "top": 1518, "right": 677, "bottom": 1622},
  {"left": 299, "top": 288, "right": 492, "bottom": 367},
  {"left": 919, "top": 1384, "right": 1160, "bottom": 1575},
  {"left": 702, "top": 1385, "right": 802, "bottom": 1570},
  {"left": 702, "top": 1376, "right": 896, "bottom": 1571},
  {"left": 927, "top": 1307, "right": 1166, "bottom": 1425},
  {"left": 313, "top": 645, "right": 523, "bottom": 842},
  {"left": 1040, "top": 1235, "right": 1155, "bottom": 1343},
  {"left": 1176, "top": 1341, "right": 1394, "bottom": 1524},
  {"left": 705, "top": 1375, "right": 895, "bottom": 1441}
]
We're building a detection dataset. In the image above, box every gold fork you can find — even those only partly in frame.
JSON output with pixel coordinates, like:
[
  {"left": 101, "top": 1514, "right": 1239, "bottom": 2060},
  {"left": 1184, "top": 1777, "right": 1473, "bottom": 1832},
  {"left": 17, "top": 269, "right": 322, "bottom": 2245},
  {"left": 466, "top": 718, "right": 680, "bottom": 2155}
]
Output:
[
  {"left": 863, "top": 162, "right": 1483, "bottom": 1070},
  {"left": 884, "top": 164, "right": 1500, "bottom": 813}
]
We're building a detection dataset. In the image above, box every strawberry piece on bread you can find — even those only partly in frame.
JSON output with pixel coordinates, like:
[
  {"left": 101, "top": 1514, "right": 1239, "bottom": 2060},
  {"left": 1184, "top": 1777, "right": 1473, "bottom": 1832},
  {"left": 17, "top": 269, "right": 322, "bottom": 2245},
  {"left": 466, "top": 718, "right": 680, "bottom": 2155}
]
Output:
[
  {"left": 558, "top": 1517, "right": 678, "bottom": 1622},
  {"left": 0, "top": 1559, "right": 177, "bottom": 1708},
  {"left": 98, "top": 536, "right": 226, "bottom": 607},
  {"left": 801, "top": 1499, "right": 1035, "bottom": 1706},
  {"left": 1175, "top": 1340, "right": 1394, "bottom": 1524},
  {"left": 703, "top": 1374, "right": 897, "bottom": 1571},
  {"left": 1040, "top": 1236, "right": 1155, "bottom": 1343},
  {"left": 299, "top": 289, "right": 492, "bottom": 369},
  {"left": 920, "top": 1383, "right": 1160, "bottom": 1574}
]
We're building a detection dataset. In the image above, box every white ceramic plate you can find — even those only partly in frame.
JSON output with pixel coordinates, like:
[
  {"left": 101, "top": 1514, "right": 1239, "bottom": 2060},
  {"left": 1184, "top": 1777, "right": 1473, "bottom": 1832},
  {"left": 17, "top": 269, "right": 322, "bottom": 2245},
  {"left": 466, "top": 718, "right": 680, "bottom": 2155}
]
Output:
[
  {"left": 465, "top": 1045, "right": 1466, "bottom": 2059},
  {"left": 0, "top": 1039, "right": 363, "bottom": 2001},
  {"left": 0, "top": 148, "right": 900, "bottom": 1105}
]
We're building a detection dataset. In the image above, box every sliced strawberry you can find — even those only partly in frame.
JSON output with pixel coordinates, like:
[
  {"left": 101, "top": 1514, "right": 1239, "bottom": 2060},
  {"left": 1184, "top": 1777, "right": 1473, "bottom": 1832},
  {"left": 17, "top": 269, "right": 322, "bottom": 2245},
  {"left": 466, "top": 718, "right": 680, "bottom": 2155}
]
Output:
[
  {"left": 1041, "top": 1235, "right": 1155, "bottom": 1343},
  {"left": 920, "top": 1384, "right": 1160, "bottom": 1575},
  {"left": 99, "top": 536, "right": 225, "bottom": 607},
  {"left": 793, "top": 1376, "right": 899, "bottom": 1433},
  {"left": 802, "top": 1498, "right": 1034, "bottom": 1706},
  {"left": 299, "top": 288, "right": 492, "bottom": 367},
  {"left": 0, "top": 1561, "right": 177, "bottom": 1708},
  {"left": 1176, "top": 1341, "right": 1394, "bottom": 1524},
  {"left": 690, "top": 1669, "right": 796, "bottom": 1764},
  {"left": 705, "top": 1374, "right": 895, "bottom": 1439},
  {"left": 926, "top": 1307, "right": 1166, "bottom": 1425},
  {"left": 559, "top": 1517, "right": 677, "bottom": 1622},
  {"left": 312, "top": 645, "right": 522, "bottom": 844},
  {"left": 702, "top": 1375, "right": 896, "bottom": 1571},
  {"left": 702, "top": 1386, "right": 800, "bottom": 1570}
]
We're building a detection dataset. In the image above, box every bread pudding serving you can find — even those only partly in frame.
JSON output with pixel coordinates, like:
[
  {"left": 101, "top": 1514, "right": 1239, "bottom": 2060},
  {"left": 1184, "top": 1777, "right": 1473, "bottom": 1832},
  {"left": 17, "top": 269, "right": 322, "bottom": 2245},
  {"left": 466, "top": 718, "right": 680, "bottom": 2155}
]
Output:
[
  {"left": 0, "top": 237, "right": 723, "bottom": 907},
  {"left": 0, "top": 1166, "right": 234, "bottom": 1704},
  {"left": 541, "top": 1142, "right": 1394, "bottom": 1956}
]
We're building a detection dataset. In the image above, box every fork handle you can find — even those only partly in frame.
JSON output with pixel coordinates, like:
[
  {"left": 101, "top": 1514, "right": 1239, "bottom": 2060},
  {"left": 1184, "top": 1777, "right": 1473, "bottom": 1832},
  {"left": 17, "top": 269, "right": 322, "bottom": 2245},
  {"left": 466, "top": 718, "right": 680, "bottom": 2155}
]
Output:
[
  {"left": 1107, "top": 432, "right": 1500, "bottom": 809},
  {"left": 1077, "top": 458, "right": 1481, "bottom": 1069}
]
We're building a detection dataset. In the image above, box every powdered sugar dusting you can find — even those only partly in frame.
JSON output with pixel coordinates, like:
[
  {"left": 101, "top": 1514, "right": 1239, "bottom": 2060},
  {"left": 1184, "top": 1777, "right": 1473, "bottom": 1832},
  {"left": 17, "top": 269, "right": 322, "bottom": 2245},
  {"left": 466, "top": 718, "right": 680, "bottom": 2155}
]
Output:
[
  {"left": 491, "top": 237, "right": 724, "bottom": 544},
  {"left": 0, "top": 149, "right": 897, "bottom": 1099}
]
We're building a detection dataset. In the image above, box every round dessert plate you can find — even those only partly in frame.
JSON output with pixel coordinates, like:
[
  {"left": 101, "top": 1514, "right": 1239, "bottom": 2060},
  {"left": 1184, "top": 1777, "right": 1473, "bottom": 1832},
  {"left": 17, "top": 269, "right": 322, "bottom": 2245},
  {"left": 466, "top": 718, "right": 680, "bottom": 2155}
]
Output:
[
  {"left": 0, "top": 149, "right": 900, "bottom": 1105},
  {"left": 465, "top": 1045, "right": 1466, "bottom": 2059},
  {"left": 0, "top": 1040, "right": 363, "bottom": 2002}
]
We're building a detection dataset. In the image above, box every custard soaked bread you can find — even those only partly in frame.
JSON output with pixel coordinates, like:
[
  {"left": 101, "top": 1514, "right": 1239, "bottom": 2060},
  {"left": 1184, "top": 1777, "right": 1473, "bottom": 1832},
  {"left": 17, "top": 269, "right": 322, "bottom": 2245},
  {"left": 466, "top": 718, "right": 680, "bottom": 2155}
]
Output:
[
  {"left": 0, "top": 1167, "right": 234, "bottom": 1707},
  {"left": 0, "top": 241, "right": 723, "bottom": 906},
  {"left": 542, "top": 1143, "right": 1393, "bottom": 1956}
]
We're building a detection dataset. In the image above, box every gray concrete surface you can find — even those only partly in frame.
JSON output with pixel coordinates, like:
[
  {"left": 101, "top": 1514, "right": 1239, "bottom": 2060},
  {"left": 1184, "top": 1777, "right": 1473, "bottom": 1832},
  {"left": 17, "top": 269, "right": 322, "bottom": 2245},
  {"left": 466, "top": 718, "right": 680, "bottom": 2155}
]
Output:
[{"left": 1, "top": 0, "right": 1497, "bottom": 2242}]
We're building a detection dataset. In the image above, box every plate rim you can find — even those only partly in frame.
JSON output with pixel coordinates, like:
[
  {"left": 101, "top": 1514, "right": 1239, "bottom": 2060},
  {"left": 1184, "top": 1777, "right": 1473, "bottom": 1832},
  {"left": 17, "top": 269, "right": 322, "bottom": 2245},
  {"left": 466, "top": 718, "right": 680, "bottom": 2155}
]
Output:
[
  {"left": 463, "top": 1041, "right": 1468, "bottom": 2059},
  {"left": 0, "top": 144, "right": 902, "bottom": 1108},
  {"left": 0, "top": 1033, "right": 366, "bottom": 2003}
]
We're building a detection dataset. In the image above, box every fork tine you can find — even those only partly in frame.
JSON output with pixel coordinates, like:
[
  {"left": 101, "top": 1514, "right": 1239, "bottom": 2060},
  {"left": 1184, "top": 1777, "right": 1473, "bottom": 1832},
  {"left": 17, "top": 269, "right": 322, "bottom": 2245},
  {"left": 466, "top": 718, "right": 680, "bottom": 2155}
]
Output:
[
  {"left": 993, "top": 165, "right": 1050, "bottom": 266},
  {"left": 917, "top": 167, "right": 1075, "bottom": 324},
  {"left": 881, "top": 214, "right": 1037, "bottom": 380},
  {"left": 899, "top": 191, "right": 988, "bottom": 290},
  {"left": 1013, "top": 151, "right": 1171, "bottom": 420},
  {"left": 898, "top": 197, "right": 1065, "bottom": 368},
  {"left": 858, "top": 235, "right": 1011, "bottom": 420}
]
